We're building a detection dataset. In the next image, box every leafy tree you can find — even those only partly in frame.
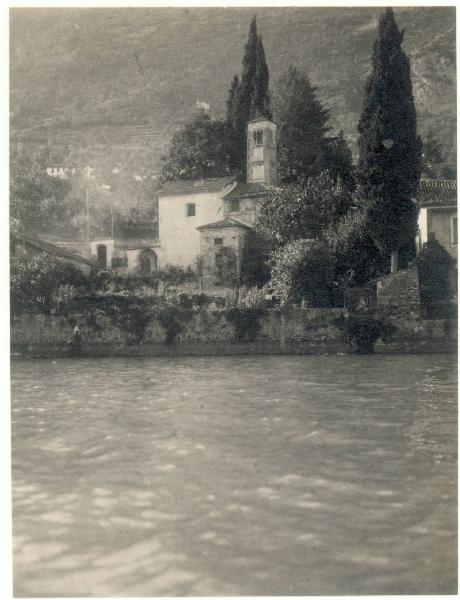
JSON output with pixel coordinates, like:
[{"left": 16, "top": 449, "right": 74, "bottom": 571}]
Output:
[
  {"left": 357, "top": 8, "right": 422, "bottom": 262},
  {"left": 10, "top": 158, "right": 74, "bottom": 234},
  {"left": 325, "top": 195, "right": 389, "bottom": 287},
  {"left": 160, "top": 113, "right": 238, "bottom": 182},
  {"left": 258, "top": 172, "right": 353, "bottom": 245},
  {"left": 318, "top": 131, "right": 355, "bottom": 190},
  {"left": 269, "top": 239, "right": 335, "bottom": 307},
  {"left": 273, "top": 66, "right": 330, "bottom": 183},
  {"left": 226, "top": 74, "right": 240, "bottom": 129},
  {"left": 227, "top": 16, "right": 271, "bottom": 176},
  {"left": 422, "top": 129, "right": 456, "bottom": 179},
  {"left": 10, "top": 254, "right": 88, "bottom": 314}
]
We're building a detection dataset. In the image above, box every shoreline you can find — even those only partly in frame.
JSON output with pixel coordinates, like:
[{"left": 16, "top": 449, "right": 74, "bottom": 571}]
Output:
[{"left": 11, "top": 340, "right": 458, "bottom": 359}]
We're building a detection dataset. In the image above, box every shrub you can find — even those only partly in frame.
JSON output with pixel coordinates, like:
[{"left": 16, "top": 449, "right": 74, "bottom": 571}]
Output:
[
  {"left": 121, "top": 273, "right": 160, "bottom": 295},
  {"left": 10, "top": 254, "right": 89, "bottom": 314},
  {"left": 269, "top": 239, "right": 335, "bottom": 307},
  {"left": 156, "top": 306, "right": 192, "bottom": 344},
  {"left": 190, "top": 293, "right": 211, "bottom": 309},
  {"left": 416, "top": 238, "right": 455, "bottom": 318},
  {"left": 177, "top": 293, "right": 194, "bottom": 310},
  {"left": 103, "top": 297, "right": 153, "bottom": 345},
  {"left": 238, "top": 285, "right": 270, "bottom": 308},
  {"left": 159, "top": 265, "right": 196, "bottom": 287},
  {"left": 225, "top": 308, "right": 266, "bottom": 342},
  {"left": 51, "top": 284, "right": 79, "bottom": 313},
  {"left": 338, "top": 314, "right": 396, "bottom": 354}
]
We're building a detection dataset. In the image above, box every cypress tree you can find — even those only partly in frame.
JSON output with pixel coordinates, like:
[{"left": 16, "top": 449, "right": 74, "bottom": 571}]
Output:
[
  {"left": 357, "top": 8, "right": 422, "bottom": 264},
  {"left": 226, "top": 74, "right": 240, "bottom": 129},
  {"left": 228, "top": 16, "right": 271, "bottom": 178},
  {"left": 251, "top": 35, "right": 271, "bottom": 120},
  {"left": 236, "top": 16, "right": 259, "bottom": 134}
]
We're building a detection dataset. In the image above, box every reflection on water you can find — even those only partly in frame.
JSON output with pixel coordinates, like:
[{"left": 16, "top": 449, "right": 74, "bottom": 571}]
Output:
[{"left": 11, "top": 354, "right": 457, "bottom": 596}]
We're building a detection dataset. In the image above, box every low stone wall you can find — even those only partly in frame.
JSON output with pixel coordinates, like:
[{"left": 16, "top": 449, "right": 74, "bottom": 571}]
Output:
[
  {"left": 375, "top": 314, "right": 457, "bottom": 354},
  {"left": 376, "top": 266, "right": 421, "bottom": 312},
  {"left": 10, "top": 308, "right": 457, "bottom": 358}
]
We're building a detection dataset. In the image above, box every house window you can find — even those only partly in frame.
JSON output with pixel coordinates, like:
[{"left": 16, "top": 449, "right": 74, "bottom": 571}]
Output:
[
  {"left": 186, "top": 203, "right": 196, "bottom": 217},
  {"left": 253, "top": 130, "right": 263, "bottom": 145},
  {"left": 229, "top": 198, "right": 240, "bottom": 212},
  {"left": 451, "top": 216, "right": 458, "bottom": 246},
  {"left": 214, "top": 238, "right": 224, "bottom": 246}
]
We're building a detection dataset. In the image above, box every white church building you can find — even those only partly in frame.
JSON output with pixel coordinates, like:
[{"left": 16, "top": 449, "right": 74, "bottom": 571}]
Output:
[
  {"left": 88, "top": 117, "right": 277, "bottom": 281},
  {"left": 155, "top": 117, "right": 278, "bottom": 282}
]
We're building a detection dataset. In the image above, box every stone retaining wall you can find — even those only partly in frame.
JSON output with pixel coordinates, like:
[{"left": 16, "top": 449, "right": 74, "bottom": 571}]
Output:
[{"left": 10, "top": 308, "right": 457, "bottom": 357}]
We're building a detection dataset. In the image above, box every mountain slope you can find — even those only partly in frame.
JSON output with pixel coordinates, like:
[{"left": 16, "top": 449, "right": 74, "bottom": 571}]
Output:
[{"left": 10, "top": 6, "right": 456, "bottom": 172}]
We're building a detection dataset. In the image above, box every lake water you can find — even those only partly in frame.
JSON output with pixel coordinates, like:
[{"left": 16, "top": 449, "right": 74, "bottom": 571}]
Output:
[{"left": 11, "top": 354, "right": 457, "bottom": 596}]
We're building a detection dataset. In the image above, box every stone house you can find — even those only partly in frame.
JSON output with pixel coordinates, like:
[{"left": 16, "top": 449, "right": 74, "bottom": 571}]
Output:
[
  {"left": 416, "top": 178, "right": 457, "bottom": 260},
  {"left": 197, "top": 217, "right": 253, "bottom": 288}
]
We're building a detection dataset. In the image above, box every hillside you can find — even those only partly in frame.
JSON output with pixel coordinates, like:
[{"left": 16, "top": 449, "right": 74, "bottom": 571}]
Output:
[{"left": 10, "top": 6, "right": 456, "bottom": 173}]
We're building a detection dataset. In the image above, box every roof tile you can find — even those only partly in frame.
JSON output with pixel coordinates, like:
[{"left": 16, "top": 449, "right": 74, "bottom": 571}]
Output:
[
  {"left": 417, "top": 178, "right": 457, "bottom": 208},
  {"left": 224, "top": 182, "right": 270, "bottom": 199},
  {"left": 13, "top": 232, "right": 94, "bottom": 266},
  {"left": 159, "top": 176, "right": 235, "bottom": 196}
]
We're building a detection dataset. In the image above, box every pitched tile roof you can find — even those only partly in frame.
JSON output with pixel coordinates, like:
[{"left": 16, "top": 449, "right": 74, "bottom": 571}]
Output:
[
  {"left": 196, "top": 217, "right": 253, "bottom": 231},
  {"left": 417, "top": 178, "right": 457, "bottom": 208},
  {"left": 12, "top": 232, "right": 95, "bottom": 267},
  {"left": 159, "top": 176, "right": 236, "bottom": 196},
  {"left": 224, "top": 181, "right": 270, "bottom": 199}
]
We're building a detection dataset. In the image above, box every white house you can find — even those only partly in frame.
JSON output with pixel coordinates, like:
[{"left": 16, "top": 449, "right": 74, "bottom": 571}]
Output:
[
  {"left": 156, "top": 117, "right": 278, "bottom": 277},
  {"left": 46, "top": 165, "right": 77, "bottom": 179},
  {"left": 416, "top": 178, "right": 457, "bottom": 260}
]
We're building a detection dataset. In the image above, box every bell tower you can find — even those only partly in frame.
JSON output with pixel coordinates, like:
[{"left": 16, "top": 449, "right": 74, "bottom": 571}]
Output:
[{"left": 247, "top": 118, "right": 278, "bottom": 186}]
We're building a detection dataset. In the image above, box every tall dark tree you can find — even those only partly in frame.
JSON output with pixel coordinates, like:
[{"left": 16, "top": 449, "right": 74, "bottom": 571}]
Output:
[
  {"left": 273, "top": 66, "right": 330, "bottom": 184},
  {"left": 357, "top": 8, "right": 422, "bottom": 265},
  {"left": 227, "top": 16, "right": 271, "bottom": 177},
  {"left": 251, "top": 35, "right": 271, "bottom": 120}
]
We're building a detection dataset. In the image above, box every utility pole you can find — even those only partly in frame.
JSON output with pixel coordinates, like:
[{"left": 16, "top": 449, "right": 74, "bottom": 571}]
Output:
[
  {"left": 111, "top": 200, "right": 114, "bottom": 239},
  {"left": 86, "top": 185, "right": 90, "bottom": 251}
]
